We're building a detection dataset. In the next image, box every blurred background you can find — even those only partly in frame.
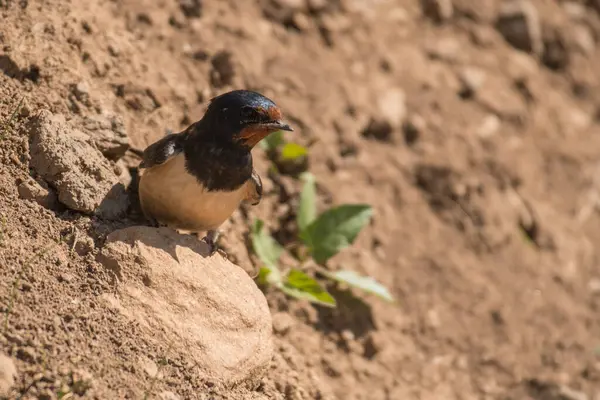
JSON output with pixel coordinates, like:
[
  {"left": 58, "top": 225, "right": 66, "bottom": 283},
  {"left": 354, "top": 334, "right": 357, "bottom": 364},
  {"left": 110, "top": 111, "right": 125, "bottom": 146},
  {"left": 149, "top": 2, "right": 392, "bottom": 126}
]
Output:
[{"left": 1, "top": 0, "right": 600, "bottom": 399}]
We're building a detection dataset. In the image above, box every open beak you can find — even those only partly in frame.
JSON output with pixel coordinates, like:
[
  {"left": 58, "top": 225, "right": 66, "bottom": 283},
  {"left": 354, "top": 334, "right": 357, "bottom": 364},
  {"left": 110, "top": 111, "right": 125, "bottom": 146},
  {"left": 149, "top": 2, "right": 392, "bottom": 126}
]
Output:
[{"left": 238, "top": 120, "right": 293, "bottom": 147}]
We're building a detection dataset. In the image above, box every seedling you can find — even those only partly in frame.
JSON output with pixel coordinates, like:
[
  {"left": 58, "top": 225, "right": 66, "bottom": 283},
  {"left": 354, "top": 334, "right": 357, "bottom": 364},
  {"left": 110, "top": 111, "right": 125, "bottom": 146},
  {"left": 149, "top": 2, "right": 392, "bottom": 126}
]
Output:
[
  {"left": 260, "top": 130, "right": 309, "bottom": 176},
  {"left": 251, "top": 172, "right": 394, "bottom": 307}
]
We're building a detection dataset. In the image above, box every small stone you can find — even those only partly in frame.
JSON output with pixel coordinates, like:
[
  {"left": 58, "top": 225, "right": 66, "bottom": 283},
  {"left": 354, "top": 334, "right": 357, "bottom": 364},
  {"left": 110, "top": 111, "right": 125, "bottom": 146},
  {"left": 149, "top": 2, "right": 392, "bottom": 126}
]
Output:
[
  {"left": 272, "top": 312, "right": 295, "bottom": 335},
  {"left": 291, "top": 12, "right": 311, "bottom": 31},
  {"left": 496, "top": 0, "right": 542, "bottom": 54},
  {"left": 74, "top": 81, "right": 89, "bottom": 101},
  {"left": 477, "top": 114, "right": 501, "bottom": 138},
  {"left": 19, "top": 99, "right": 31, "bottom": 118},
  {"left": 377, "top": 88, "right": 407, "bottom": 129},
  {"left": 0, "top": 353, "right": 17, "bottom": 397},
  {"left": 458, "top": 66, "right": 487, "bottom": 98},
  {"left": 589, "top": 278, "right": 600, "bottom": 294},
  {"left": 74, "top": 235, "right": 95, "bottom": 256},
  {"left": 425, "top": 37, "right": 461, "bottom": 62},
  {"left": 139, "top": 356, "right": 159, "bottom": 378},
  {"left": 542, "top": 27, "right": 569, "bottom": 71},
  {"left": 402, "top": 114, "right": 426, "bottom": 146},
  {"left": 17, "top": 179, "right": 58, "bottom": 209},
  {"left": 421, "top": 0, "right": 453, "bottom": 23},
  {"left": 363, "top": 332, "right": 385, "bottom": 359},
  {"left": 179, "top": 0, "right": 202, "bottom": 18},
  {"left": 108, "top": 44, "right": 120, "bottom": 57}
]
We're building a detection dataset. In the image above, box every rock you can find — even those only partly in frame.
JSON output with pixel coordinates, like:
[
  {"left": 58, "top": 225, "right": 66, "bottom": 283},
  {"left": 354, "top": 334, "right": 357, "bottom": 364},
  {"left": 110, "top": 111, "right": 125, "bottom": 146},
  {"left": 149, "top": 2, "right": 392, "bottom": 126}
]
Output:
[
  {"left": 476, "top": 114, "right": 501, "bottom": 138},
  {"left": 402, "top": 114, "right": 426, "bottom": 146},
  {"left": 589, "top": 278, "right": 600, "bottom": 294},
  {"left": 80, "top": 114, "right": 130, "bottom": 161},
  {"left": 457, "top": 66, "right": 487, "bottom": 98},
  {"left": 17, "top": 179, "right": 58, "bottom": 209},
  {"left": 496, "top": 0, "right": 542, "bottom": 54},
  {"left": 28, "top": 111, "right": 129, "bottom": 219},
  {"left": 73, "top": 81, "right": 90, "bottom": 103},
  {"left": 97, "top": 227, "right": 273, "bottom": 388},
  {"left": 377, "top": 88, "right": 407, "bottom": 129},
  {"left": 263, "top": 0, "right": 307, "bottom": 23},
  {"left": 425, "top": 37, "right": 462, "bottom": 62},
  {"left": 272, "top": 312, "right": 295, "bottom": 335},
  {"left": 0, "top": 353, "right": 17, "bottom": 397},
  {"left": 421, "top": 0, "right": 453, "bottom": 23},
  {"left": 179, "top": 0, "right": 202, "bottom": 18},
  {"left": 361, "top": 88, "right": 407, "bottom": 142},
  {"left": 210, "top": 50, "right": 236, "bottom": 88},
  {"left": 542, "top": 27, "right": 569, "bottom": 70}
]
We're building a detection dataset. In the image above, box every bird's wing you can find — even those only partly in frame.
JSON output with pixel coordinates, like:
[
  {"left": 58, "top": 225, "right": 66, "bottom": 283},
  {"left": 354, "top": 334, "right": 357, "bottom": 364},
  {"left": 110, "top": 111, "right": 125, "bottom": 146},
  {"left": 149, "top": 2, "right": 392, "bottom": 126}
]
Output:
[
  {"left": 138, "top": 133, "right": 184, "bottom": 169},
  {"left": 244, "top": 169, "right": 263, "bottom": 205}
]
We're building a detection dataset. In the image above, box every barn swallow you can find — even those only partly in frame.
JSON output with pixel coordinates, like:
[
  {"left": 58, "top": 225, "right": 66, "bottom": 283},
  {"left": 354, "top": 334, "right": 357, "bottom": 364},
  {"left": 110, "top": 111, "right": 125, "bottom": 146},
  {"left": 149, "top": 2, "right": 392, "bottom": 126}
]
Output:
[{"left": 137, "top": 89, "right": 293, "bottom": 255}]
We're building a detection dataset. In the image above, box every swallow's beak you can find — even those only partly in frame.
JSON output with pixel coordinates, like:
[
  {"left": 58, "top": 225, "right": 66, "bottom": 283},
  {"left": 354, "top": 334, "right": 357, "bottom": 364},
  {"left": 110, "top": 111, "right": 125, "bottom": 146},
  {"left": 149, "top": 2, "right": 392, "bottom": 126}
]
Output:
[
  {"left": 263, "top": 120, "right": 294, "bottom": 132},
  {"left": 238, "top": 120, "right": 293, "bottom": 147}
]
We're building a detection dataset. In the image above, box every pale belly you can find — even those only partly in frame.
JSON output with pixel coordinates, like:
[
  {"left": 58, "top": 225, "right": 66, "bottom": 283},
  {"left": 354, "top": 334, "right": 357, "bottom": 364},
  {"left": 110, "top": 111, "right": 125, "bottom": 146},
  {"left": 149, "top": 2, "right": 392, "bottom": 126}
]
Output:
[{"left": 138, "top": 154, "right": 247, "bottom": 232}]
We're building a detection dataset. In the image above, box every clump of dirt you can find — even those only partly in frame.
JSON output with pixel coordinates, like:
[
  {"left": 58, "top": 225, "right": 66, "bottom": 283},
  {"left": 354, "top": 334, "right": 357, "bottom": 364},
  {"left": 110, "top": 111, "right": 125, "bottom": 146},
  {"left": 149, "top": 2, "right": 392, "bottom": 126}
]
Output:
[{"left": 1, "top": 0, "right": 600, "bottom": 399}]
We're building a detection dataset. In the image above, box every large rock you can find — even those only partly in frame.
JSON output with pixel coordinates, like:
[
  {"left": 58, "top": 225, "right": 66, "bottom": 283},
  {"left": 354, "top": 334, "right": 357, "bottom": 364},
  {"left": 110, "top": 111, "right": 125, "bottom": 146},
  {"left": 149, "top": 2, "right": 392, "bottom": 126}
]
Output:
[
  {"left": 97, "top": 227, "right": 273, "bottom": 388},
  {"left": 28, "top": 111, "right": 129, "bottom": 219}
]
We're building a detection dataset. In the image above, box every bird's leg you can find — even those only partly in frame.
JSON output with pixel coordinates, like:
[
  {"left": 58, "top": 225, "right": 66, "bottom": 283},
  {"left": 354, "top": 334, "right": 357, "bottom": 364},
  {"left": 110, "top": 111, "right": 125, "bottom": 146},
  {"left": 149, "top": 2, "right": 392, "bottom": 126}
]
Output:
[{"left": 202, "top": 230, "right": 228, "bottom": 258}]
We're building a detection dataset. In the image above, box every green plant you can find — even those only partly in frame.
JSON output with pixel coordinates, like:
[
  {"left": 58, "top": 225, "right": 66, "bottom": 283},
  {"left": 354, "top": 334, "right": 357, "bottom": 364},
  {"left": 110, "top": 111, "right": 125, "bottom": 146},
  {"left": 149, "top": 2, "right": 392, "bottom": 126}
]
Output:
[
  {"left": 251, "top": 172, "right": 394, "bottom": 307},
  {"left": 260, "top": 130, "right": 309, "bottom": 176}
]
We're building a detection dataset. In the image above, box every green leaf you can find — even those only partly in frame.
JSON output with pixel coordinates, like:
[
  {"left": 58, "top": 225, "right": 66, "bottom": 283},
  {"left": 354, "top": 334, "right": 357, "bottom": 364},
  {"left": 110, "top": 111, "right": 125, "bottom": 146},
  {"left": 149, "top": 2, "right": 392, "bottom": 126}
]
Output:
[
  {"left": 325, "top": 270, "right": 394, "bottom": 302},
  {"left": 300, "top": 204, "right": 373, "bottom": 264},
  {"left": 297, "top": 172, "right": 317, "bottom": 232},
  {"left": 260, "top": 130, "right": 285, "bottom": 151},
  {"left": 281, "top": 269, "right": 336, "bottom": 307},
  {"left": 250, "top": 219, "right": 283, "bottom": 270},
  {"left": 256, "top": 266, "right": 282, "bottom": 286},
  {"left": 280, "top": 143, "right": 308, "bottom": 161}
]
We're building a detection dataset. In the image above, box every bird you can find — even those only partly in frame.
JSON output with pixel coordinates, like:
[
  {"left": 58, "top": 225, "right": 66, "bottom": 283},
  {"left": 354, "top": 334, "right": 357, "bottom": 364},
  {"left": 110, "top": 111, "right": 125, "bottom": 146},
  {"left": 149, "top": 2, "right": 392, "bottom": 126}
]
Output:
[{"left": 136, "top": 89, "right": 293, "bottom": 255}]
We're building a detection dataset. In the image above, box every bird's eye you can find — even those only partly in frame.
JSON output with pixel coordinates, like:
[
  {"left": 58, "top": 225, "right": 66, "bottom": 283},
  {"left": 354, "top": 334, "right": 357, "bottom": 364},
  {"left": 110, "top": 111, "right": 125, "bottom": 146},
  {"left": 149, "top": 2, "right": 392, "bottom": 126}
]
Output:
[{"left": 240, "top": 106, "right": 262, "bottom": 122}]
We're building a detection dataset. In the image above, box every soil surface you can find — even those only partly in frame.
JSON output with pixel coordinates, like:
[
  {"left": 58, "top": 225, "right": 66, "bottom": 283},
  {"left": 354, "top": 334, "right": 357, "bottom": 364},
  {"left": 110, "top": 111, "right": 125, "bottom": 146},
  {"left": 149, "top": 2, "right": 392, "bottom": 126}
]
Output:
[{"left": 1, "top": 0, "right": 600, "bottom": 399}]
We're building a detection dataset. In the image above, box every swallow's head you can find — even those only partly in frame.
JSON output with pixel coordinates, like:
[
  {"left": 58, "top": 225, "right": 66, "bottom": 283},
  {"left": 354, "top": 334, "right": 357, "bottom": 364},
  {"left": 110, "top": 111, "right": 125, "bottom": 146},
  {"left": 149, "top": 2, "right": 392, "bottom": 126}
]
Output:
[{"left": 203, "top": 89, "right": 293, "bottom": 149}]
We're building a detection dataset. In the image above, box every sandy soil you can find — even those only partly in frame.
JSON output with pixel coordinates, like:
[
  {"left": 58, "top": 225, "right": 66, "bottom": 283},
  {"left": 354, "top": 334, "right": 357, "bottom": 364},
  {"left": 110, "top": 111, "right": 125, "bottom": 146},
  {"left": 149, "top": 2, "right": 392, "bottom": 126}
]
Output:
[{"left": 1, "top": 0, "right": 600, "bottom": 399}]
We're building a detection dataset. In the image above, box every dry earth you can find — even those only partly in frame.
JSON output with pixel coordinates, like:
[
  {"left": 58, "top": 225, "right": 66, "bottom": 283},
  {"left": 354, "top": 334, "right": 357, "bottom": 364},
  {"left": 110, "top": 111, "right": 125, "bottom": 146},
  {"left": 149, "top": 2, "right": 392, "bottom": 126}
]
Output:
[{"left": 1, "top": 0, "right": 600, "bottom": 399}]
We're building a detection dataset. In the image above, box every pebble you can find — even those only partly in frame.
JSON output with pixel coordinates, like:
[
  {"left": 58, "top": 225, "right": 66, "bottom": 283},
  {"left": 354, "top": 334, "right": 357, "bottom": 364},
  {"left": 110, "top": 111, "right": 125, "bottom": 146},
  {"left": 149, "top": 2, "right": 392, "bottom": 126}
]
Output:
[
  {"left": 477, "top": 114, "right": 501, "bottom": 138},
  {"left": 458, "top": 66, "right": 487, "bottom": 98},
  {"left": 496, "top": 0, "right": 542, "bottom": 54},
  {"left": 179, "top": 0, "right": 202, "bottom": 18},
  {"left": 421, "top": 0, "right": 453, "bottom": 23}
]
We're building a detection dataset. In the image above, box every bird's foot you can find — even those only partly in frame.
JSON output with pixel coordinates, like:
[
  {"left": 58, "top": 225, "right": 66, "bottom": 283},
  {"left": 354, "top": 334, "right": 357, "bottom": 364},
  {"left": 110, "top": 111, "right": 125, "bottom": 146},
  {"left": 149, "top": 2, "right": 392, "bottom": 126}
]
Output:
[{"left": 202, "top": 230, "right": 228, "bottom": 259}]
